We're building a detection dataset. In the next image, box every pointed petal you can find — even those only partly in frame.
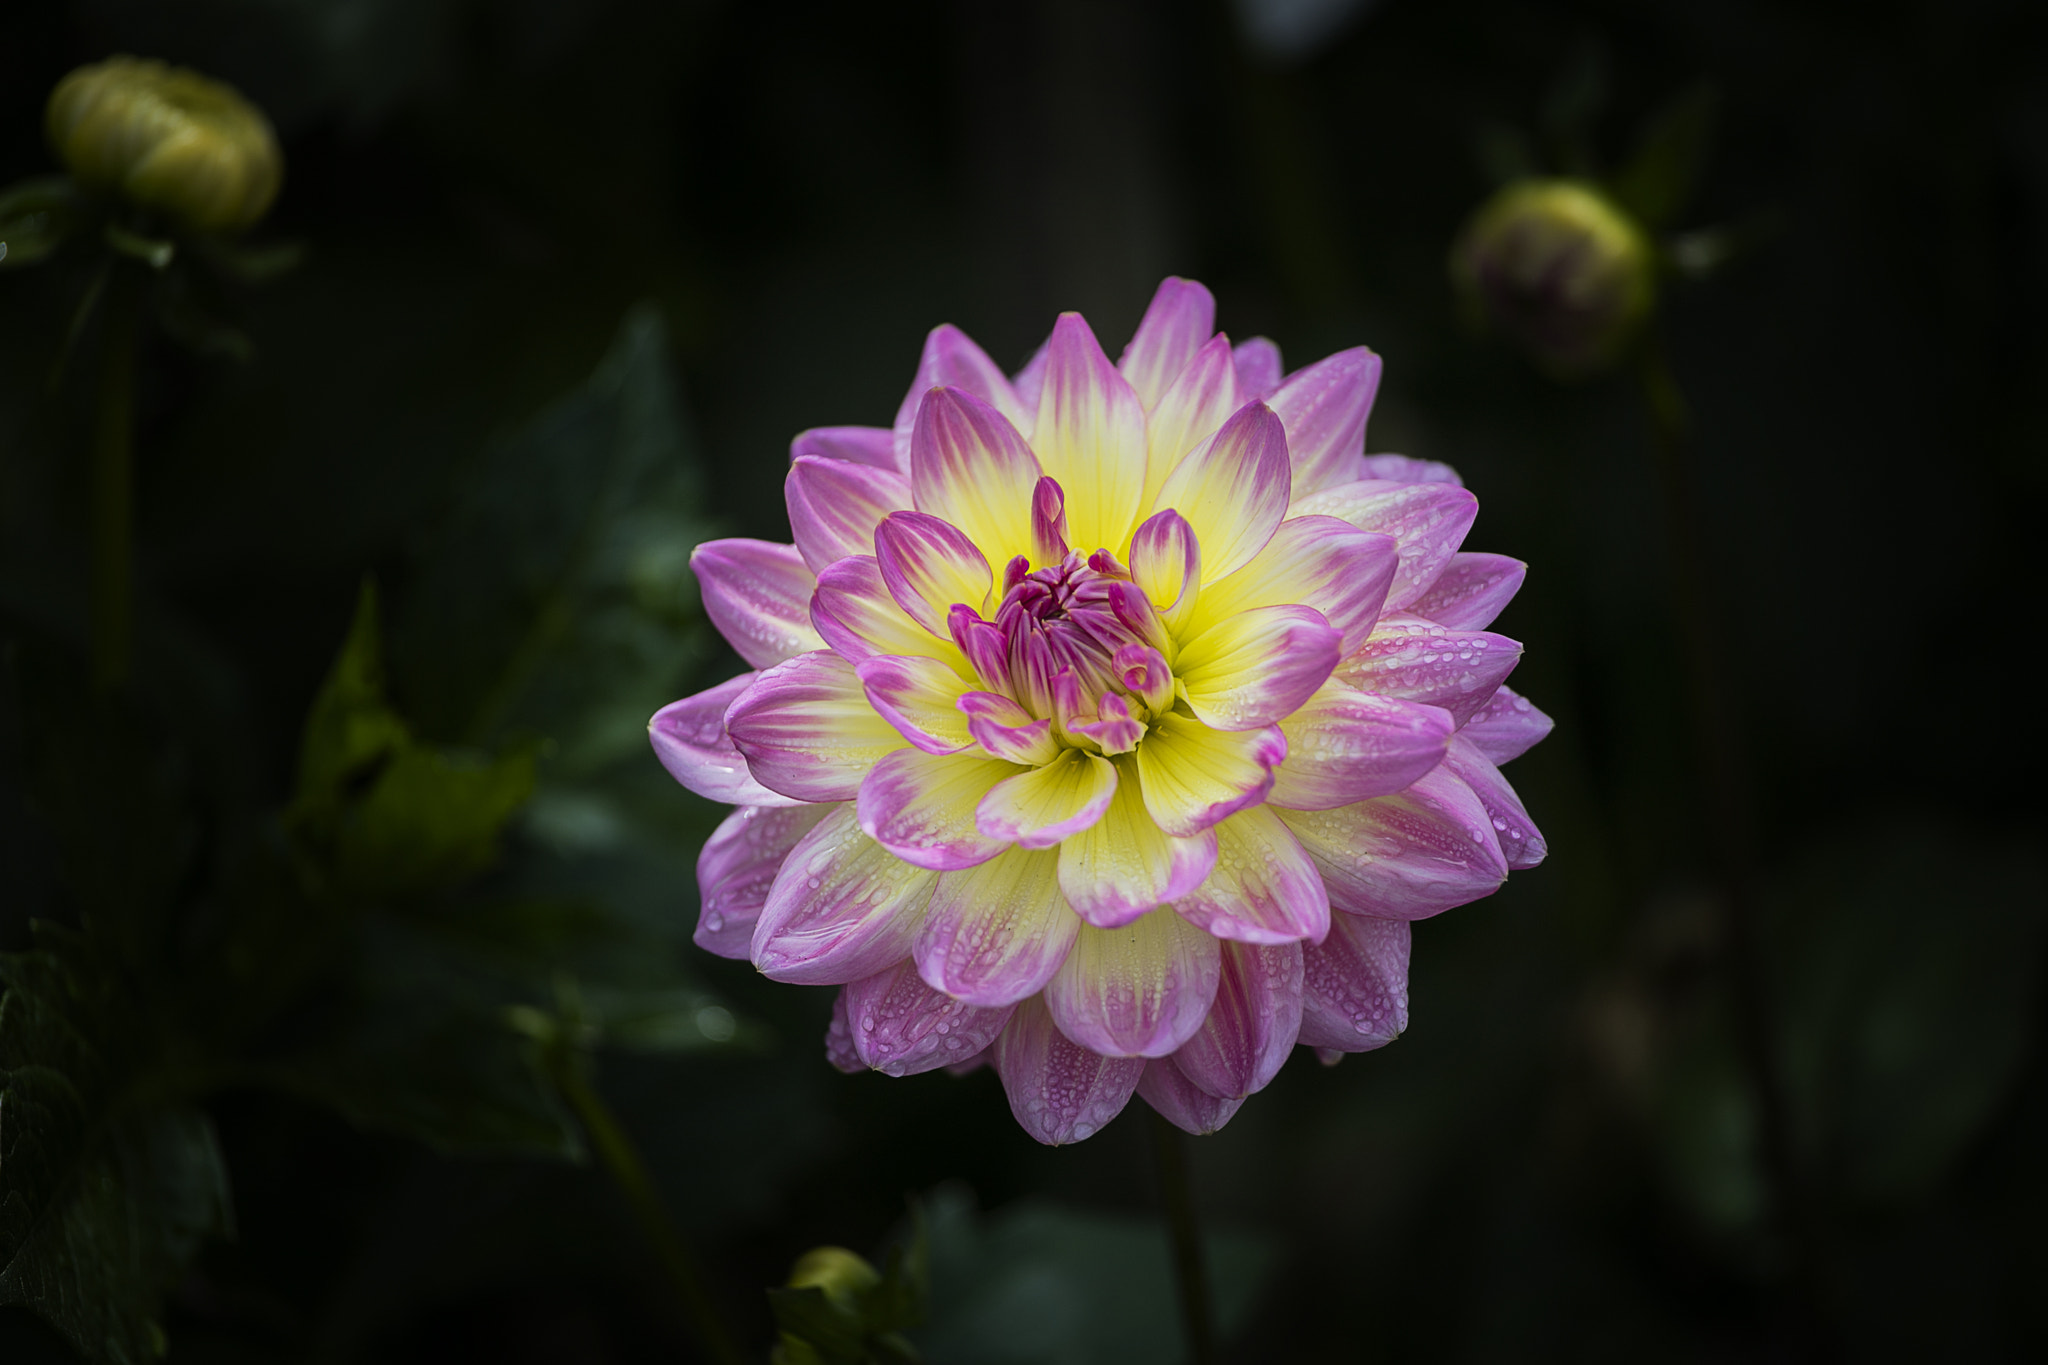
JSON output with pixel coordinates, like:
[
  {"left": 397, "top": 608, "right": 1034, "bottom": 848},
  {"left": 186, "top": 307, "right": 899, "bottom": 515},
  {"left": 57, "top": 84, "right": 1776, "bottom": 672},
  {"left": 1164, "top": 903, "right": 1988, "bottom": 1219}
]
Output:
[
  {"left": 857, "top": 653, "right": 976, "bottom": 753},
  {"left": 792, "top": 425, "right": 900, "bottom": 471},
  {"left": 1134, "top": 712, "right": 1286, "bottom": 837},
  {"left": 910, "top": 386, "right": 1043, "bottom": 568},
  {"left": 1170, "top": 805, "right": 1330, "bottom": 945},
  {"left": 1270, "top": 679, "right": 1455, "bottom": 810},
  {"left": 916, "top": 846, "right": 1079, "bottom": 1005},
  {"left": 960, "top": 690, "right": 1061, "bottom": 765},
  {"left": 874, "top": 510, "right": 993, "bottom": 637},
  {"left": 1012, "top": 336, "right": 1050, "bottom": 414},
  {"left": 1288, "top": 480, "right": 1480, "bottom": 612},
  {"left": 1334, "top": 614, "right": 1522, "bottom": 727},
  {"left": 842, "top": 960, "right": 1017, "bottom": 1076},
  {"left": 1119, "top": 276, "right": 1216, "bottom": 409},
  {"left": 649, "top": 674, "right": 801, "bottom": 808},
  {"left": 1151, "top": 399, "right": 1291, "bottom": 582},
  {"left": 724, "top": 651, "right": 907, "bottom": 801},
  {"left": 1057, "top": 755, "right": 1218, "bottom": 927},
  {"left": 1277, "top": 766, "right": 1508, "bottom": 920},
  {"left": 1266, "top": 346, "right": 1382, "bottom": 495},
  {"left": 857, "top": 748, "right": 1016, "bottom": 871},
  {"left": 976, "top": 749, "right": 1118, "bottom": 849},
  {"left": 1172, "top": 940, "right": 1303, "bottom": 1098},
  {"left": 1174, "top": 604, "right": 1341, "bottom": 732},
  {"left": 826, "top": 990, "right": 865, "bottom": 1073},
  {"left": 751, "top": 804, "right": 936, "bottom": 983},
  {"left": 1031, "top": 477, "right": 1071, "bottom": 565},
  {"left": 1443, "top": 734, "right": 1546, "bottom": 870},
  {"left": 690, "top": 538, "right": 825, "bottom": 668},
  {"left": 811, "top": 555, "right": 969, "bottom": 668},
  {"left": 786, "top": 456, "right": 913, "bottom": 573},
  {"left": 1033, "top": 312, "right": 1149, "bottom": 554},
  {"left": 1298, "top": 912, "right": 1409, "bottom": 1052},
  {"left": 1460, "top": 685, "right": 1554, "bottom": 765},
  {"left": 1405, "top": 552, "right": 1526, "bottom": 630},
  {"left": 892, "top": 324, "right": 1033, "bottom": 467},
  {"left": 694, "top": 802, "right": 835, "bottom": 958},
  {"left": 1044, "top": 908, "right": 1222, "bottom": 1058},
  {"left": 1129, "top": 509, "right": 1202, "bottom": 637},
  {"left": 992, "top": 995, "right": 1145, "bottom": 1144},
  {"left": 1138, "top": 1057, "right": 1245, "bottom": 1135},
  {"left": 1359, "top": 453, "right": 1462, "bottom": 486},
  {"left": 1233, "top": 337, "right": 1284, "bottom": 399},
  {"left": 1141, "top": 335, "right": 1241, "bottom": 514},
  {"left": 1192, "top": 515, "right": 1397, "bottom": 657}
]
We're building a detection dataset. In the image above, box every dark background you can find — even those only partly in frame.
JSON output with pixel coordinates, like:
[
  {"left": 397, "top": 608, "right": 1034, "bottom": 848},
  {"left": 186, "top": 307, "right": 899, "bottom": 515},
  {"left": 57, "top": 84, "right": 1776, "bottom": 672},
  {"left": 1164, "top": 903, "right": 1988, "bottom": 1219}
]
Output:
[{"left": 3, "top": 0, "right": 2045, "bottom": 1360}]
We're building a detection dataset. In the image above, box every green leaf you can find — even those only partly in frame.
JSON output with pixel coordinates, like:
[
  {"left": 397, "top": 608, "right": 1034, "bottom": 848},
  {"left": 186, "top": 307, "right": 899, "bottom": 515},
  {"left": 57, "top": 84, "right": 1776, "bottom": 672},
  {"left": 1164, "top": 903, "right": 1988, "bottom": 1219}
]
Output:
[
  {"left": 0, "top": 176, "right": 85, "bottom": 269},
  {"left": 1608, "top": 84, "right": 1720, "bottom": 230}
]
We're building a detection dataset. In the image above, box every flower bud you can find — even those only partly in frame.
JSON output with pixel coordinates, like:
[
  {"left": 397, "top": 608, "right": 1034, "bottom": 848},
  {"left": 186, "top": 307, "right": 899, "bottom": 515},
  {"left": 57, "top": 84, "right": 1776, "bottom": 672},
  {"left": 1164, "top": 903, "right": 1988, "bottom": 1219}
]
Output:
[
  {"left": 1451, "top": 178, "right": 1655, "bottom": 375},
  {"left": 46, "top": 56, "right": 282, "bottom": 234},
  {"left": 784, "top": 1245, "right": 881, "bottom": 1312}
]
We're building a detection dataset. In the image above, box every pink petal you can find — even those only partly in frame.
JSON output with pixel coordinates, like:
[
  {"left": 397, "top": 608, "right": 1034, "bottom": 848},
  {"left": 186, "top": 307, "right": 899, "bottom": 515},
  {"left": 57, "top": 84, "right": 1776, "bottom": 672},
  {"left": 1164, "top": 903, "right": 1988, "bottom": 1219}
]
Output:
[
  {"left": 1012, "top": 337, "right": 1050, "bottom": 413},
  {"left": 1298, "top": 912, "right": 1409, "bottom": 1052},
  {"left": 1119, "top": 276, "right": 1217, "bottom": 409},
  {"left": 751, "top": 804, "right": 936, "bottom": 983},
  {"left": 916, "top": 846, "right": 1080, "bottom": 1005},
  {"left": 856, "top": 653, "right": 975, "bottom": 753},
  {"left": 689, "top": 538, "right": 826, "bottom": 669},
  {"left": 825, "top": 990, "right": 865, "bottom": 1073},
  {"left": 1442, "top": 734, "right": 1546, "bottom": 870},
  {"left": 786, "top": 456, "right": 913, "bottom": 574},
  {"left": 959, "top": 690, "right": 1060, "bottom": 765},
  {"left": 1195, "top": 515, "right": 1398, "bottom": 657},
  {"left": 1404, "top": 552, "right": 1527, "bottom": 631},
  {"left": 1057, "top": 756, "right": 1218, "bottom": 927},
  {"left": 841, "top": 960, "right": 1018, "bottom": 1077},
  {"left": 1150, "top": 399, "right": 1291, "bottom": 582},
  {"left": 791, "top": 425, "right": 899, "bottom": 471},
  {"left": 1129, "top": 509, "right": 1201, "bottom": 631},
  {"left": 1359, "top": 453, "right": 1462, "bottom": 486},
  {"left": 649, "top": 674, "right": 801, "bottom": 808},
  {"left": 857, "top": 748, "right": 1016, "bottom": 871},
  {"left": 1133, "top": 712, "right": 1287, "bottom": 837},
  {"left": 1044, "top": 909, "right": 1222, "bottom": 1057},
  {"left": 1142, "top": 335, "right": 1242, "bottom": 513},
  {"left": 910, "top": 386, "right": 1044, "bottom": 567},
  {"left": 992, "top": 995, "right": 1146, "bottom": 1145},
  {"left": 1170, "top": 805, "right": 1330, "bottom": 945},
  {"left": 891, "top": 324, "right": 1033, "bottom": 468},
  {"left": 1269, "top": 680, "right": 1455, "bottom": 810},
  {"left": 724, "top": 650, "right": 907, "bottom": 802},
  {"left": 1031, "top": 477, "right": 1071, "bottom": 565},
  {"left": 873, "top": 510, "right": 994, "bottom": 637},
  {"left": 1232, "top": 337, "right": 1284, "bottom": 400},
  {"left": 694, "top": 802, "right": 835, "bottom": 959},
  {"left": 977, "top": 749, "right": 1118, "bottom": 849},
  {"left": 1288, "top": 480, "right": 1479, "bottom": 613},
  {"left": 1277, "top": 766, "right": 1508, "bottom": 920},
  {"left": 811, "top": 555, "right": 965, "bottom": 666},
  {"left": 1335, "top": 614, "right": 1523, "bottom": 727},
  {"left": 1266, "top": 347, "right": 1382, "bottom": 497},
  {"left": 1033, "top": 312, "right": 1149, "bottom": 555},
  {"left": 1171, "top": 939, "right": 1304, "bottom": 1099},
  {"left": 1460, "top": 685, "right": 1554, "bottom": 765},
  {"left": 1174, "top": 603, "right": 1341, "bottom": 732},
  {"left": 1137, "top": 1058, "right": 1245, "bottom": 1135}
]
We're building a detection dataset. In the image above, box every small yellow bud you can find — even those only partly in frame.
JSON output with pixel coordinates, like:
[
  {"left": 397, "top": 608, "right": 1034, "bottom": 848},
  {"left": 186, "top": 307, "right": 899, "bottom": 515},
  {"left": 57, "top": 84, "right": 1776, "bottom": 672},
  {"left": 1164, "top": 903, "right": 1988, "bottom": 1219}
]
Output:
[
  {"left": 1450, "top": 179, "right": 1656, "bottom": 376},
  {"left": 47, "top": 56, "right": 282, "bottom": 235},
  {"left": 785, "top": 1245, "right": 881, "bottom": 1313}
]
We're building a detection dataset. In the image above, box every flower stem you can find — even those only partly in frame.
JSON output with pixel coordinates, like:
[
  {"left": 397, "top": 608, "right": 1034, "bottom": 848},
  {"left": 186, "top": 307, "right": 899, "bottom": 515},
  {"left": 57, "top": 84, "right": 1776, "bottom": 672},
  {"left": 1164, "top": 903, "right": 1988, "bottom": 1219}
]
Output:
[
  {"left": 1149, "top": 1110, "right": 1218, "bottom": 1365},
  {"left": 549, "top": 1054, "right": 747, "bottom": 1365},
  {"left": 1636, "top": 333, "right": 1833, "bottom": 1337},
  {"left": 91, "top": 263, "right": 140, "bottom": 692}
]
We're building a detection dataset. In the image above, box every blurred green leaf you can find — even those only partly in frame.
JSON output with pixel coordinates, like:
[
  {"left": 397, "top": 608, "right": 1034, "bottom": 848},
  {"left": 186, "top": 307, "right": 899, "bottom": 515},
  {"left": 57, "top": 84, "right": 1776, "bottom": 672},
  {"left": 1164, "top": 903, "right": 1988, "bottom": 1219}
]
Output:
[
  {"left": 0, "top": 177, "right": 84, "bottom": 269},
  {"left": 1608, "top": 85, "right": 1719, "bottom": 230}
]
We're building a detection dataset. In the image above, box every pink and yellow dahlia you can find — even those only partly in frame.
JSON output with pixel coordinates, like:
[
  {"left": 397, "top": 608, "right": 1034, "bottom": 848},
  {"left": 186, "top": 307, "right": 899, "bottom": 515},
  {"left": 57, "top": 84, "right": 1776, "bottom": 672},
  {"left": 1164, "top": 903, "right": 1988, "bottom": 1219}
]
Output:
[{"left": 651, "top": 279, "right": 1550, "bottom": 1143}]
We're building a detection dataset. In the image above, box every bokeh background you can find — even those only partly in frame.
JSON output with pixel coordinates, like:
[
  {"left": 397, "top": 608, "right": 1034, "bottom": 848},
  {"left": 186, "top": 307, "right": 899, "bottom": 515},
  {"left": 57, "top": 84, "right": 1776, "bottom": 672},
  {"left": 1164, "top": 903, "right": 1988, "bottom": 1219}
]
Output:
[{"left": 3, "top": 0, "right": 2045, "bottom": 1361}]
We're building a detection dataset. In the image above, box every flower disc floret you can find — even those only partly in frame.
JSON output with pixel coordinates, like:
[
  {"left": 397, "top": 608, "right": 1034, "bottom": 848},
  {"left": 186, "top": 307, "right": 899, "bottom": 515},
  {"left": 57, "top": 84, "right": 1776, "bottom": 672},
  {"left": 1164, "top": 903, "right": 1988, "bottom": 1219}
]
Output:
[{"left": 652, "top": 277, "right": 1552, "bottom": 1143}]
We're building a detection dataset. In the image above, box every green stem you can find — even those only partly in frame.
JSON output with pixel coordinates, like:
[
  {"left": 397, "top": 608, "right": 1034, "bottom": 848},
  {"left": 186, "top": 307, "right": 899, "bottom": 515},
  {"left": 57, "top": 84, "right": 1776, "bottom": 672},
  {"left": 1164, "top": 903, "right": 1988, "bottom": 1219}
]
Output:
[
  {"left": 1637, "top": 333, "right": 1833, "bottom": 1341},
  {"left": 550, "top": 1053, "right": 747, "bottom": 1365},
  {"left": 1150, "top": 1110, "right": 1217, "bottom": 1365},
  {"left": 92, "top": 264, "right": 140, "bottom": 692}
]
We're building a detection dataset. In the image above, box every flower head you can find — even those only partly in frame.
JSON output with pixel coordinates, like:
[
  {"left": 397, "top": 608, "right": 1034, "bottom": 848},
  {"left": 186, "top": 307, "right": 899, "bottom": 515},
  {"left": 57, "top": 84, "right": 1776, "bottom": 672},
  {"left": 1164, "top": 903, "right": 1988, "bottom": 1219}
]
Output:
[
  {"left": 47, "top": 56, "right": 282, "bottom": 234},
  {"left": 652, "top": 278, "right": 1551, "bottom": 1143}
]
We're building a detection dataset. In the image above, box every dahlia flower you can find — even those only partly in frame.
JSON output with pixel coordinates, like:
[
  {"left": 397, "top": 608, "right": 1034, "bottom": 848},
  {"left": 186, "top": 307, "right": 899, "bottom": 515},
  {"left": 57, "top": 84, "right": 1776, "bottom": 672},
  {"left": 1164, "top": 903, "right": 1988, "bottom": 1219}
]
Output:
[{"left": 651, "top": 279, "right": 1550, "bottom": 1143}]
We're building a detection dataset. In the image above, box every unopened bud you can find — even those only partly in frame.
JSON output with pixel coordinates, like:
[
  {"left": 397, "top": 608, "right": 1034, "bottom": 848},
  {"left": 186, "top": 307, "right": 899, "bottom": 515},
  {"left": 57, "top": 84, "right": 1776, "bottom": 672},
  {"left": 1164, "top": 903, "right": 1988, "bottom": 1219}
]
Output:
[
  {"left": 785, "top": 1245, "right": 881, "bottom": 1312},
  {"left": 47, "top": 56, "right": 282, "bottom": 234},
  {"left": 1451, "top": 179, "right": 1654, "bottom": 375}
]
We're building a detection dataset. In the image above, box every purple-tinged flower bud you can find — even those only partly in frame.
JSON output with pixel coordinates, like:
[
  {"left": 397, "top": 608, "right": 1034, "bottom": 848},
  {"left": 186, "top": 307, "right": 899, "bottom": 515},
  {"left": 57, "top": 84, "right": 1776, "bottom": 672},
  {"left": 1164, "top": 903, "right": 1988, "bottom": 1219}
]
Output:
[
  {"left": 47, "top": 56, "right": 282, "bottom": 234},
  {"left": 1450, "top": 178, "right": 1655, "bottom": 376}
]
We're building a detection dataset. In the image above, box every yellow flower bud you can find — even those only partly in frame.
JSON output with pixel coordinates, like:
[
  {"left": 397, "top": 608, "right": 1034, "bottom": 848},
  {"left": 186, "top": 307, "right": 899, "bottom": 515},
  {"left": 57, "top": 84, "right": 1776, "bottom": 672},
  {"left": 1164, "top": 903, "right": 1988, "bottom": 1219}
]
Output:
[
  {"left": 1450, "top": 178, "right": 1656, "bottom": 376},
  {"left": 786, "top": 1245, "right": 881, "bottom": 1312},
  {"left": 46, "top": 56, "right": 282, "bottom": 234}
]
